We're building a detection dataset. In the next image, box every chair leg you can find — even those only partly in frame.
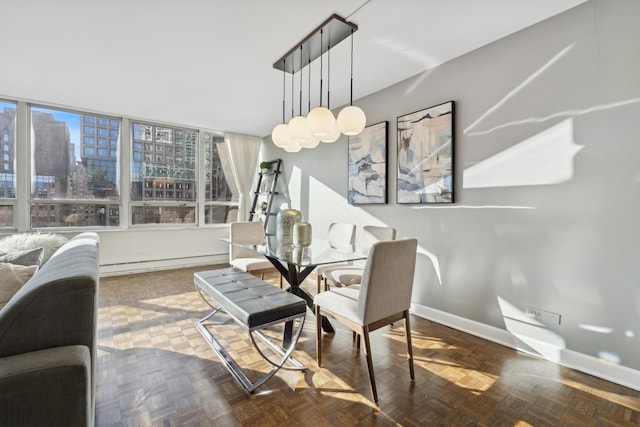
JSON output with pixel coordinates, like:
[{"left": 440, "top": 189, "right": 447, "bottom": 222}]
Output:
[
  {"left": 279, "top": 274, "right": 283, "bottom": 289},
  {"left": 361, "top": 326, "right": 378, "bottom": 405},
  {"left": 316, "top": 305, "right": 323, "bottom": 367},
  {"left": 352, "top": 331, "right": 361, "bottom": 350},
  {"left": 404, "top": 310, "right": 415, "bottom": 381},
  {"left": 317, "top": 275, "right": 321, "bottom": 294}
]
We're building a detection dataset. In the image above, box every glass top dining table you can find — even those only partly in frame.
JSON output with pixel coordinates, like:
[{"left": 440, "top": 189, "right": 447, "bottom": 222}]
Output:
[{"left": 226, "top": 236, "right": 367, "bottom": 335}]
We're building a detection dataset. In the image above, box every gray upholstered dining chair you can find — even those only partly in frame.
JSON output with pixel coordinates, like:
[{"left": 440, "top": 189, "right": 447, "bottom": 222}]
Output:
[
  {"left": 229, "top": 221, "right": 282, "bottom": 287},
  {"left": 313, "top": 222, "right": 356, "bottom": 293},
  {"left": 321, "top": 225, "right": 396, "bottom": 290},
  {"left": 314, "top": 238, "right": 418, "bottom": 405}
]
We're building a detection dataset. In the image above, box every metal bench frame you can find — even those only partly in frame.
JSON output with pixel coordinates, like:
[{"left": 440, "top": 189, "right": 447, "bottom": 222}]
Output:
[{"left": 195, "top": 269, "right": 306, "bottom": 393}]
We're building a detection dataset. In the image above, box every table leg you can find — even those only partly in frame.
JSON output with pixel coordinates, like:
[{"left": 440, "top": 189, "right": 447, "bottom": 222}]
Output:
[
  {"left": 264, "top": 256, "right": 335, "bottom": 345},
  {"left": 289, "top": 285, "right": 335, "bottom": 333}
]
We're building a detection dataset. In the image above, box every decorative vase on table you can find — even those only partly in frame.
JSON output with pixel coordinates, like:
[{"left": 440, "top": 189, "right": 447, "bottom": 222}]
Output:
[
  {"left": 293, "top": 222, "right": 312, "bottom": 247},
  {"left": 276, "top": 209, "right": 302, "bottom": 245}
]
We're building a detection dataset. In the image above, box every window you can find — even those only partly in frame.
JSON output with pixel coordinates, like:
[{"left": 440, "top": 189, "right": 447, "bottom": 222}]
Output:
[
  {"left": 6, "top": 99, "right": 239, "bottom": 230},
  {"left": 130, "top": 122, "right": 197, "bottom": 225},
  {"left": 0, "top": 100, "right": 17, "bottom": 226},
  {"left": 29, "top": 106, "right": 121, "bottom": 228},
  {"left": 203, "top": 131, "right": 238, "bottom": 224}
]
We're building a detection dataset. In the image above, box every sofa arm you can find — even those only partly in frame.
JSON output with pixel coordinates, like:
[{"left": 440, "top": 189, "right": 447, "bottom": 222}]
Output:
[
  {"left": 0, "top": 345, "right": 92, "bottom": 427},
  {"left": 0, "top": 232, "right": 99, "bottom": 358}
]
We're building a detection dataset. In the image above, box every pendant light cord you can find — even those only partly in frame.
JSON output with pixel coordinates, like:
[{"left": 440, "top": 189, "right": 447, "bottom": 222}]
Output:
[
  {"left": 291, "top": 58, "right": 294, "bottom": 121},
  {"left": 349, "top": 29, "right": 354, "bottom": 106},
  {"left": 281, "top": 59, "right": 286, "bottom": 124},
  {"left": 319, "top": 29, "right": 324, "bottom": 107},
  {"left": 299, "top": 46, "right": 303, "bottom": 116},
  {"left": 308, "top": 57, "right": 311, "bottom": 114}
]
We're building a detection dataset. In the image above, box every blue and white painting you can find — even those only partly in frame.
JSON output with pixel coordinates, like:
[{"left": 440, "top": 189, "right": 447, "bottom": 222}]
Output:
[
  {"left": 348, "top": 121, "right": 387, "bottom": 204},
  {"left": 397, "top": 101, "right": 454, "bottom": 204}
]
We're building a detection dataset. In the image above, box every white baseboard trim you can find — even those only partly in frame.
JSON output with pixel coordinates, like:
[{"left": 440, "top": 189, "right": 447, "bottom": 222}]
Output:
[
  {"left": 100, "top": 254, "right": 228, "bottom": 276},
  {"left": 411, "top": 303, "right": 640, "bottom": 392}
]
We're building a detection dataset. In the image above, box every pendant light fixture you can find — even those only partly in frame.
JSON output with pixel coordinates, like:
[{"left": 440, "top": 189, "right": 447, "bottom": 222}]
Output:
[
  {"left": 320, "top": 38, "right": 341, "bottom": 143},
  {"left": 283, "top": 66, "right": 302, "bottom": 152},
  {"left": 307, "top": 29, "right": 336, "bottom": 138},
  {"left": 300, "top": 57, "right": 321, "bottom": 148},
  {"left": 271, "top": 59, "right": 293, "bottom": 148},
  {"left": 272, "top": 14, "right": 365, "bottom": 150},
  {"left": 287, "top": 46, "right": 312, "bottom": 145},
  {"left": 336, "top": 29, "right": 366, "bottom": 136}
]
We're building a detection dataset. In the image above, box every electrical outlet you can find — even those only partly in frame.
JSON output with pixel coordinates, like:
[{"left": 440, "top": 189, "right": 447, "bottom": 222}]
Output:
[{"left": 526, "top": 306, "right": 561, "bottom": 326}]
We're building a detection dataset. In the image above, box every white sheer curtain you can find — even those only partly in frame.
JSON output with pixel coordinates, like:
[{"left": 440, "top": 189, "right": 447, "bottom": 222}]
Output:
[{"left": 225, "top": 133, "right": 261, "bottom": 221}]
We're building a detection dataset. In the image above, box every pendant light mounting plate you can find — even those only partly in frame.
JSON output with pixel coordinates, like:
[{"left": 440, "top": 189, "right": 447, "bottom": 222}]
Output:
[{"left": 273, "top": 14, "right": 357, "bottom": 75}]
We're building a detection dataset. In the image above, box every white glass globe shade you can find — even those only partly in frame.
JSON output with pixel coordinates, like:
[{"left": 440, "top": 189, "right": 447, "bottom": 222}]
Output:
[
  {"left": 288, "top": 116, "right": 312, "bottom": 144},
  {"left": 299, "top": 135, "right": 320, "bottom": 148},
  {"left": 321, "top": 122, "right": 341, "bottom": 143},
  {"left": 307, "top": 106, "right": 335, "bottom": 137},
  {"left": 283, "top": 140, "right": 302, "bottom": 152},
  {"left": 337, "top": 105, "right": 366, "bottom": 136},
  {"left": 271, "top": 123, "right": 292, "bottom": 148}
]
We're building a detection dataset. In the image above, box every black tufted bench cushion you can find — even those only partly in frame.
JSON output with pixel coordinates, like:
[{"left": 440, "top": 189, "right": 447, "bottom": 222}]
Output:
[
  {"left": 194, "top": 267, "right": 306, "bottom": 392},
  {"left": 194, "top": 268, "right": 305, "bottom": 328}
]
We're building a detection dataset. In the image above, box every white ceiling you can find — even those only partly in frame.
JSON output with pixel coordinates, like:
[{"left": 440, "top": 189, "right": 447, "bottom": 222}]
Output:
[{"left": 0, "top": 0, "right": 587, "bottom": 138}]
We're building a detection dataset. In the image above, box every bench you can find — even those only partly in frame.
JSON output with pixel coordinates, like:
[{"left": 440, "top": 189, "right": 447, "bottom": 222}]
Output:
[{"left": 194, "top": 268, "right": 306, "bottom": 392}]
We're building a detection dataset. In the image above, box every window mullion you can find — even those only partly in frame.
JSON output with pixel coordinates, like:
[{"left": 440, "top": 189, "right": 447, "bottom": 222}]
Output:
[
  {"left": 15, "top": 101, "right": 29, "bottom": 232},
  {"left": 197, "top": 129, "right": 206, "bottom": 226},
  {"left": 120, "top": 117, "right": 131, "bottom": 229}
]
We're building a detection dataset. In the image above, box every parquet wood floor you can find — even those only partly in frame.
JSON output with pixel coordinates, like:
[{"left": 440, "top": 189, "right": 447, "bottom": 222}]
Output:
[{"left": 96, "top": 266, "right": 640, "bottom": 426}]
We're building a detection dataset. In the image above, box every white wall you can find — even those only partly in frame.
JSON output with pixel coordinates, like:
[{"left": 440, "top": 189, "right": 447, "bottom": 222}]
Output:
[
  {"left": 19, "top": 227, "right": 231, "bottom": 276},
  {"left": 97, "top": 227, "right": 230, "bottom": 275},
  {"left": 262, "top": 0, "right": 640, "bottom": 387}
]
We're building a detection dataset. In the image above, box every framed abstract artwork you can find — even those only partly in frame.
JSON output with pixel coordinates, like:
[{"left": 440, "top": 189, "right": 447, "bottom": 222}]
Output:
[
  {"left": 396, "top": 101, "right": 454, "bottom": 204},
  {"left": 348, "top": 121, "right": 388, "bottom": 204}
]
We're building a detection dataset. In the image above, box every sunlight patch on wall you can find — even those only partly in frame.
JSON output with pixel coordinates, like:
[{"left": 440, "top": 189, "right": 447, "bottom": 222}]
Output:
[
  {"left": 464, "top": 119, "right": 583, "bottom": 189},
  {"left": 578, "top": 324, "right": 614, "bottom": 334},
  {"left": 287, "top": 166, "right": 303, "bottom": 210},
  {"left": 497, "top": 296, "right": 566, "bottom": 362},
  {"left": 598, "top": 351, "right": 621, "bottom": 364},
  {"left": 464, "top": 43, "right": 575, "bottom": 135},
  {"left": 419, "top": 247, "right": 442, "bottom": 286},
  {"left": 306, "top": 174, "right": 389, "bottom": 237},
  {"left": 371, "top": 36, "right": 440, "bottom": 96}
]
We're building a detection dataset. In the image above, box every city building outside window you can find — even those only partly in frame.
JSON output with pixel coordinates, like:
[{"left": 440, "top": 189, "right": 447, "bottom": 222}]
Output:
[
  {"left": 202, "top": 131, "right": 239, "bottom": 224},
  {"left": 29, "top": 105, "right": 120, "bottom": 228},
  {"left": 3, "top": 99, "right": 240, "bottom": 230},
  {"left": 130, "top": 122, "right": 198, "bottom": 225},
  {"left": 0, "top": 100, "right": 16, "bottom": 227}
]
